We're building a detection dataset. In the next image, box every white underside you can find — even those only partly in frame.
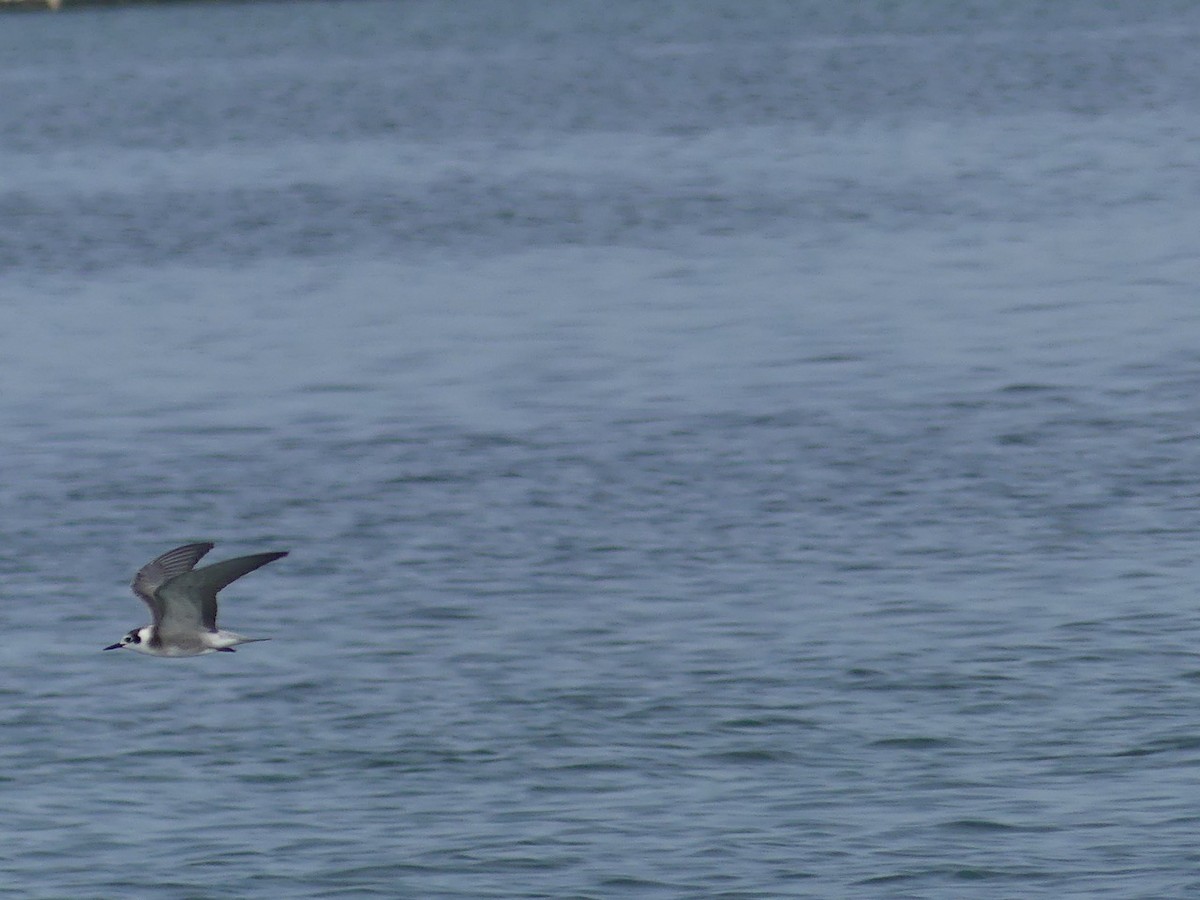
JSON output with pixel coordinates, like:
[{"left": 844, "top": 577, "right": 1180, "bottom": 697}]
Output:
[{"left": 125, "top": 627, "right": 263, "bottom": 657}]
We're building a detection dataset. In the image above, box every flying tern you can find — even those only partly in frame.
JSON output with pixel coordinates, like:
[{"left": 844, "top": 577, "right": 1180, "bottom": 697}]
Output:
[{"left": 104, "top": 542, "right": 286, "bottom": 657}]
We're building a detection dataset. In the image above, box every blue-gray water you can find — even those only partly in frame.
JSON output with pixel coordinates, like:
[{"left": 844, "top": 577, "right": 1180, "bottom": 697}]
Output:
[{"left": 4, "top": 1, "right": 1200, "bottom": 896}]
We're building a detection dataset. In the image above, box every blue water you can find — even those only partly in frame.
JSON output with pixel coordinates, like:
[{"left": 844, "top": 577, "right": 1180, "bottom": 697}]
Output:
[{"left": 4, "top": 1, "right": 1200, "bottom": 896}]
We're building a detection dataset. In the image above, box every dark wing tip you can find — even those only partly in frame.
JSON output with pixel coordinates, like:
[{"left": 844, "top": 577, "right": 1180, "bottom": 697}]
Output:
[{"left": 168, "top": 541, "right": 216, "bottom": 554}]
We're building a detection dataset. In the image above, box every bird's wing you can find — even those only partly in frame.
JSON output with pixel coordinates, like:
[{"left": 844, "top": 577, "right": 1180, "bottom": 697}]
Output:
[
  {"left": 130, "top": 542, "right": 215, "bottom": 627},
  {"left": 156, "top": 551, "right": 287, "bottom": 634}
]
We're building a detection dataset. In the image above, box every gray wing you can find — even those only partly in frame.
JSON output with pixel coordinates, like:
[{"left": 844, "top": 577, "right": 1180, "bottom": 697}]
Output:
[
  {"left": 131, "top": 542, "right": 215, "bottom": 627},
  {"left": 156, "top": 551, "right": 287, "bottom": 634}
]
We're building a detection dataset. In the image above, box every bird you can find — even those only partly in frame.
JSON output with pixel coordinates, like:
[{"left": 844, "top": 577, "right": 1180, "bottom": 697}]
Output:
[{"left": 104, "top": 542, "right": 287, "bottom": 657}]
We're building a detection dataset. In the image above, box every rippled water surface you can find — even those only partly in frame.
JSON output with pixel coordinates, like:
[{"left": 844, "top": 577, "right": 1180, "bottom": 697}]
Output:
[{"left": 4, "top": 1, "right": 1200, "bottom": 896}]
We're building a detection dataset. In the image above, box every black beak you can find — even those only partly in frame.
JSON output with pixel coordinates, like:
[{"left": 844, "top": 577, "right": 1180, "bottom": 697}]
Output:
[{"left": 103, "top": 643, "right": 122, "bottom": 651}]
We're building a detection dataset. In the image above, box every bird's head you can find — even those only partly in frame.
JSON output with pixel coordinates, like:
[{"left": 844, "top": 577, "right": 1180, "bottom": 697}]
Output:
[{"left": 104, "top": 627, "right": 149, "bottom": 652}]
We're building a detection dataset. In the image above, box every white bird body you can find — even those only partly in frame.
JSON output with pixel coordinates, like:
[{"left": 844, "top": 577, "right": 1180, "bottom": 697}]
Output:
[
  {"left": 117, "top": 623, "right": 266, "bottom": 657},
  {"left": 105, "top": 542, "right": 287, "bottom": 658}
]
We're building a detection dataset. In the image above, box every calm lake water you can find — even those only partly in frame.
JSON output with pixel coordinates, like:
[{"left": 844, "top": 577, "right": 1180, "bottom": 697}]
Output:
[{"left": 4, "top": 1, "right": 1200, "bottom": 896}]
